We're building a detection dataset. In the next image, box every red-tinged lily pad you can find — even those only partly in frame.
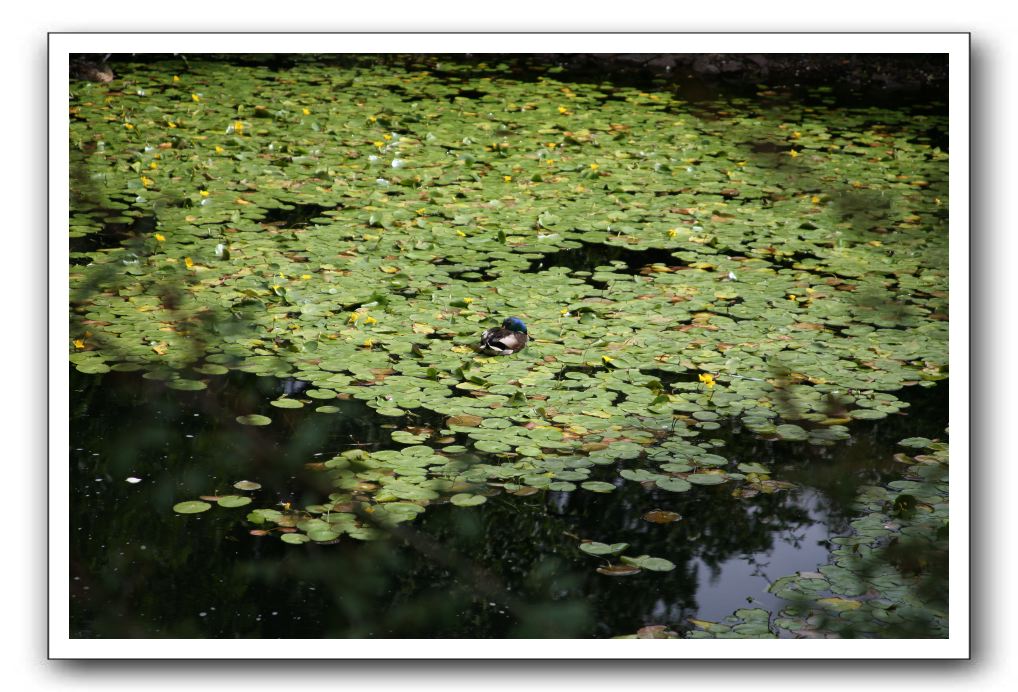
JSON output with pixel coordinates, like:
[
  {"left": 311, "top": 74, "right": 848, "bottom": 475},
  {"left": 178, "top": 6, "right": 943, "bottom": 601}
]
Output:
[
  {"left": 643, "top": 510, "right": 682, "bottom": 524},
  {"left": 636, "top": 625, "right": 679, "bottom": 639}
]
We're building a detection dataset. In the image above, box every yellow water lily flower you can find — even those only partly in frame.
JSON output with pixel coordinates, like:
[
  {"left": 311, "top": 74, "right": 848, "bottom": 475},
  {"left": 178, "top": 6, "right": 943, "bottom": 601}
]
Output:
[
  {"left": 184, "top": 257, "right": 194, "bottom": 269},
  {"left": 154, "top": 233, "right": 165, "bottom": 242},
  {"left": 73, "top": 339, "right": 85, "bottom": 349},
  {"left": 363, "top": 315, "right": 378, "bottom": 325},
  {"left": 302, "top": 108, "right": 310, "bottom": 116},
  {"left": 698, "top": 373, "right": 716, "bottom": 388},
  {"left": 191, "top": 93, "right": 201, "bottom": 103}
]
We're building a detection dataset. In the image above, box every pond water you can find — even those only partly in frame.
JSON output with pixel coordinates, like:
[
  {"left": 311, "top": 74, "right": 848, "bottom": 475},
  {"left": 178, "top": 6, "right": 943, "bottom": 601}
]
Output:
[
  {"left": 68, "top": 55, "right": 950, "bottom": 639},
  {"left": 70, "top": 366, "right": 946, "bottom": 638}
]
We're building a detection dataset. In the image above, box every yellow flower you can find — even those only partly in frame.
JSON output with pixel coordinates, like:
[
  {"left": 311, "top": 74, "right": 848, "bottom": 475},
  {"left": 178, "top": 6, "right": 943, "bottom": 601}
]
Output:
[
  {"left": 73, "top": 339, "right": 85, "bottom": 349},
  {"left": 667, "top": 228, "right": 678, "bottom": 238},
  {"left": 199, "top": 190, "right": 210, "bottom": 197},
  {"left": 368, "top": 115, "right": 377, "bottom": 123},
  {"left": 788, "top": 149, "right": 799, "bottom": 158},
  {"left": 140, "top": 176, "right": 154, "bottom": 188},
  {"left": 383, "top": 134, "right": 392, "bottom": 141},
  {"left": 736, "top": 161, "right": 746, "bottom": 167},
  {"left": 302, "top": 108, "right": 310, "bottom": 116},
  {"left": 363, "top": 315, "right": 378, "bottom": 325},
  {"left": 810, "top": 195, "right": 821, "bottom": 204},
  {"left": 167, "top": 121, "right": 177, "bottom": 129},
  {"left": 233, "top": 121, "right": 244, "bottom": 134},
  {"left": 149, "top": 162, "right": 158, "bottom": 170},
  {"left": 348, "top": 313, "right": 360, "bottom": 323},
  {"left": 214, "top": 145, "right": 224, "bottom": 154},
  {"left": 373, "top": 141, "right": 384, "bottom": 148},
  {"left": 792, "top": 131, "right": 801, "bottom": 138},
  {"left": 172, "top": 75, "right": 180, "bottom": 83},
  {"left": 184, "top": 257, "right": 194, "bottom": 269},
  {"left": 698, "top": 373, "right": 716, "bottom": 388},
  {"left": 589, "top": 163, "right": 599, "bottom": 171},
  {"left": 503, "top": 175, "right": 512, "bottom": 182},
  {"left": 415, "top": 207, "right": 427, "bottom": 214},
  {"left": 545, "top": 142, "right": 557, "bottom": 149},
  {"left": 270, "top": 283, "right": 282, "bottom": 291},
  {"left": 301, "top": 274, "right": 311, "bottom": 280},
  {"left": 602, "top": 355, "right": 614, "bottom": 365},
  {"left": 788, "top": 294, "right": 797, "bottom": 301},
  {"left": 557, "top": 106, "right": 570, "bottom": 115},
  {"left": 154, "top": 233, "right": 165, "bottom": 242},
  {"left": 191, "top": 93, "right": 201, "bottom": 103},
  {"left": 456, "top": 230, "right": 466, "bottom": 237},
  {"left": 363, "top": 338, "right": 375, "bottom": 348},
  {"left": 123, "top": 122, "right": 134, "bottom": 130}
]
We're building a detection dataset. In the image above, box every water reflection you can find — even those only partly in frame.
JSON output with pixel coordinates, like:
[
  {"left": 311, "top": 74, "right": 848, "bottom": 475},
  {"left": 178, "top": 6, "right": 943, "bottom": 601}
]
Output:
[{"left": 69, "top": 366, "right": 946, "bottom": 638}]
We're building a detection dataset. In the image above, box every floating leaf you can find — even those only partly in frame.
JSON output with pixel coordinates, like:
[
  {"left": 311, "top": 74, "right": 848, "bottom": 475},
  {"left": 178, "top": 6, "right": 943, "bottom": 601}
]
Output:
[
  {"left": 621, "top": 554, "right": 676, "bottom": 572},
  {"left": 687, "top": 473, "right": 726, "bottom": 485},
  {"left": 449, "top": 493, "right": 487, "bottom": 507},
  {"left": 642, "top": 510, "right": 682, "bottom": 524},
  {"left": 217, "top": 495, "right": 252, "bottom": 508},
  {"left": 579, "top": 541, "right": 629, "bottom": 556},
  {"left": 173, "top": 501, "right": 211, "bottom": 514},
  {"left": 236, "top": 414, "right": 271, "bottom": 426},
  {"left": 596, "top": 564, "right": 641, "bottom": 577},
  {"left": 655, "top": 477, "right": 692, "bottom": 493},
  {"left": 233, "top": 480, "right": 262, "bottom": 491},
  {"left": 270, "top": 398, "right": 304, "bottom": 409}
]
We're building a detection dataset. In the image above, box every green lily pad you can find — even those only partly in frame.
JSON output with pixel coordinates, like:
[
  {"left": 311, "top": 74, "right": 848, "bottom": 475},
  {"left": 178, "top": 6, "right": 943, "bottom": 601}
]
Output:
[
  {"left": 449, "top": 493, "right": 487, "bottom": 506},
  {"left": 579, "top": 541, "right": 629, "bottom": 556},
  {"left": 217, "top": 495, "right": 253, "bottom": 508},
  {"left": 236, "top": 414, "right": 272, "bottom": 426},
  {"left": 270, "top": 398, "right": 304, "bottom": 409},
  {"left": 655, "top": 477, "right": 692, "bottom": 493},
  {"left": 621, "top": 554, "right": 676, "bottom": 572},
  {"left": 173, "top": 501, "right": 211, "bottom": 514}
]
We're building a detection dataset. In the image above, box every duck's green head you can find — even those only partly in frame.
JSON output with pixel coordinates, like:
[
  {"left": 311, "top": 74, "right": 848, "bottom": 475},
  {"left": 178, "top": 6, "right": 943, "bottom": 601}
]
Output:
[{"left": 502, "top": 317, "right": 527, "bottom": 333}]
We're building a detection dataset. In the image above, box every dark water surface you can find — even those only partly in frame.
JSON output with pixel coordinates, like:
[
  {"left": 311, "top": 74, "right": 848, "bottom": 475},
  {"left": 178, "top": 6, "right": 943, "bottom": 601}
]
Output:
[{"left": 69, "top": 367, "right": 946, "bottom": 638}]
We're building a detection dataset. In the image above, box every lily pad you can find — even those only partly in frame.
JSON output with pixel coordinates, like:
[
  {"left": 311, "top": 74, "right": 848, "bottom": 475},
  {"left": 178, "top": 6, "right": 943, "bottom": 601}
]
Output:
[
  {"left": 173, "top": 501, "right": 211, "bottom": 514},
  {"left": 579, "top": 541, "right": 629, "bottom": 556},
  {"left": 236, "top": 414, "right": 272, "bottom": 426}
]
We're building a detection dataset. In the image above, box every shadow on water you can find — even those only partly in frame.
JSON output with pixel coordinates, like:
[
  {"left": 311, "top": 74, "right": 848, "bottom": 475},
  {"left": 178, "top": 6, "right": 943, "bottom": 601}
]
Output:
[
  {"left": 69, "top": 361, "right": 947, "bottom": 638},
  {"left": 529, "top": 242, "right": 684, "bottom": 277}
]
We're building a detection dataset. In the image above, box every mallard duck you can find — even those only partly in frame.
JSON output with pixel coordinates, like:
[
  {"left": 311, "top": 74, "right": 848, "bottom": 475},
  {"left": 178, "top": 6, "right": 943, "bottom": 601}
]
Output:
[{"left": 479, "top": 317, "right": 529, "bottom": 355}]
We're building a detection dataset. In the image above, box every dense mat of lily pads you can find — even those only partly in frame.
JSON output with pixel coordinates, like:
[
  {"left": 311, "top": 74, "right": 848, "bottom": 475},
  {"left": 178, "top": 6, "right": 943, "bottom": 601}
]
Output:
[{"left": 69, "top": 57, "right": 948, "bottom": 556}]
